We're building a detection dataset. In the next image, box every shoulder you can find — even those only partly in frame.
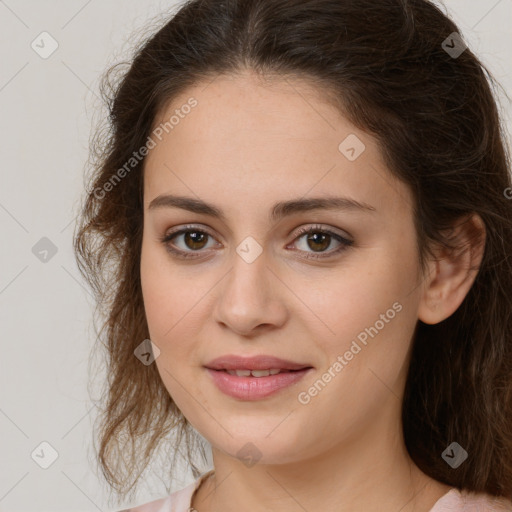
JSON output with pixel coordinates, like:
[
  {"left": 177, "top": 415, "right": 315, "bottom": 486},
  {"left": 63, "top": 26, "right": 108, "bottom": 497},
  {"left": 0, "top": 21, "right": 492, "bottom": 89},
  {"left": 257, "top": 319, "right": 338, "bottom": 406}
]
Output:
[
  {"left": 430, "top": 487, "right": 512, "bottom": 511},
  {"left": 117, "top": 470, "right": 214, "bottom": 512}
]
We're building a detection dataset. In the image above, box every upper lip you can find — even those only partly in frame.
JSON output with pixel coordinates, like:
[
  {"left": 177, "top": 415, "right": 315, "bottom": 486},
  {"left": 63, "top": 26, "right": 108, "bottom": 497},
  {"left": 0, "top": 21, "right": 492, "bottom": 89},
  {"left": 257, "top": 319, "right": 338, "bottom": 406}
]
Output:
[{"left": 204, "top": 355, "right": 313, "bottom": 371}]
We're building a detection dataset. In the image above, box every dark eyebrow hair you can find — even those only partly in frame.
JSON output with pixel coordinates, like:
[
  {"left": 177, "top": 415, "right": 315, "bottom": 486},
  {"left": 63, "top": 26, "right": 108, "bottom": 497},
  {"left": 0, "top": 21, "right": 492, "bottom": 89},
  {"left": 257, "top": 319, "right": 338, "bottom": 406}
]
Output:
[{"left": 147, "top": 194, "right": 377, "bottom": 222}]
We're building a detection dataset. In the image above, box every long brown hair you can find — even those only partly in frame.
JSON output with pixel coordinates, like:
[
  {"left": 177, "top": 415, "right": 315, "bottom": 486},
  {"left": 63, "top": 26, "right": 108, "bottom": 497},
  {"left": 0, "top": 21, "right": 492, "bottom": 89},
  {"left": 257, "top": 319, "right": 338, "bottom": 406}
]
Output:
[{"left": 73, "top": 0, "right": 512, "bottom": 504}]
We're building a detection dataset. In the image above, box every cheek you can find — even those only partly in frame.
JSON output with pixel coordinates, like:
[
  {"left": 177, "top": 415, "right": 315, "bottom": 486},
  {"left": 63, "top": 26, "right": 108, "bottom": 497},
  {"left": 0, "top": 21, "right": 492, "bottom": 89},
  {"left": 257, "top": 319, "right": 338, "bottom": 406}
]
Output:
[
  {"left": 140, "top": 254, "right": 199, "bottom": 403},
  {"left": 295, "top": 260, "right": 412, "bottom": 345},
  {"left": 141, "top": 241, "right": 185, "bottom": 347},
  {"left": 140, "top": 245, "right": 167, "bottom": 334},
  {"left": 140, "top": 241, "right": 212, "bottom": 366},
  {"left": 298, "top": 252, "right": 419, "bottom": 387}
]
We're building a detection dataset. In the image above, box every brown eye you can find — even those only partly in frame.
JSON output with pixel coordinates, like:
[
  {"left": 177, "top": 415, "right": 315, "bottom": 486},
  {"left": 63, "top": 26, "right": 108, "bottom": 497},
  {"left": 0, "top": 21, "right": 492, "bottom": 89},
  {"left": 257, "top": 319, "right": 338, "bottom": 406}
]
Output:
[
  {"left": 160, "top": 223, "right": 353, "bottom": 261},
  {"left": 304, "top": 232, "right": 331, "bottom": 252},
  {"left": 291, "top": 225, "right": 354, "bottom": 260},
  {"left": 161, "top": 225, "right": 219, "bottom": 259},
  {"left": 182, "top": 230, "right": 209, "bottom": 250}
]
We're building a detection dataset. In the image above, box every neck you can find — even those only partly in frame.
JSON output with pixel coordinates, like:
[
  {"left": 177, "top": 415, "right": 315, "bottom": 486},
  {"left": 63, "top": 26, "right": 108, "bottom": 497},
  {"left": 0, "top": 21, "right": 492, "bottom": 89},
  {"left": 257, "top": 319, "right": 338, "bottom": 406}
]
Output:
[{"left": 192, "top": 414, "right": 452, "bottom": 512}]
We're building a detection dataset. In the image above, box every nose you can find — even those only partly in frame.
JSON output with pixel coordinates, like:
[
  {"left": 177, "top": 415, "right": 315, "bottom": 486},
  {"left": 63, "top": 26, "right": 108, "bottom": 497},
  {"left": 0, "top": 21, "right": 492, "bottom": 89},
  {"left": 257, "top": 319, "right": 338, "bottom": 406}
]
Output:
[{"left": 212, "top": 246, "right": 289, "bottom": 336}]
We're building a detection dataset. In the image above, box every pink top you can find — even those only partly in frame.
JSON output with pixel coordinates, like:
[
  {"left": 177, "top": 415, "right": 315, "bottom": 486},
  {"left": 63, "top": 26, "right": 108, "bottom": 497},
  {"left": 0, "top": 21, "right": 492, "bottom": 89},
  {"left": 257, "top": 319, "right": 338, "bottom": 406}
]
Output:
[{"left": 119, "top": 470, "right": 512, "bottom": 511}]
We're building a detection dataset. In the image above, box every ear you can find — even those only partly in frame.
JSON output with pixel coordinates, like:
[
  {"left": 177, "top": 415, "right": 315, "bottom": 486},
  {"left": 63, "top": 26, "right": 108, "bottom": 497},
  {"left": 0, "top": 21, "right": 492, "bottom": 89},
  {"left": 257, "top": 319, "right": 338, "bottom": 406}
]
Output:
[{"left": 418, "top": 213, "right": 486, "bottom": 325}]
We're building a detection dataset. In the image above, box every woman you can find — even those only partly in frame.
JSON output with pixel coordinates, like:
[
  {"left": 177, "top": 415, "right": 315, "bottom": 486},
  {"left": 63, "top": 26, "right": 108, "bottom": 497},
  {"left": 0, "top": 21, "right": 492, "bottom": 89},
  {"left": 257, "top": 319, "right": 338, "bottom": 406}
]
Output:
[{"left": 73, "top": 0, "right": 512, "bottom": 510}]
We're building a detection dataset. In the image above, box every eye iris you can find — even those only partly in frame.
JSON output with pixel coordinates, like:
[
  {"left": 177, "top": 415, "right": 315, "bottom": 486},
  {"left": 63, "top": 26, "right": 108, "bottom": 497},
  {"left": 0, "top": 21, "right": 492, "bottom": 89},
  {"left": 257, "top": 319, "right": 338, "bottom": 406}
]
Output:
[
  {"left": 185, "top": 231, "right": 207, "bottom": 250},
  {"left": 307, "top": 232, "right": 330, "bottom": 252}
]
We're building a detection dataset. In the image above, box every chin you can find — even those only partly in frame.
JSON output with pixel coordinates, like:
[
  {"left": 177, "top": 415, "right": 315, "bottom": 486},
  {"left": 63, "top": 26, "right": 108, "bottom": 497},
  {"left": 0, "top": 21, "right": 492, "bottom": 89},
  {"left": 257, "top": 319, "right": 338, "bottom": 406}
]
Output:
[{"left": 205, "top": 428, "right": 310, "bottom": 466}]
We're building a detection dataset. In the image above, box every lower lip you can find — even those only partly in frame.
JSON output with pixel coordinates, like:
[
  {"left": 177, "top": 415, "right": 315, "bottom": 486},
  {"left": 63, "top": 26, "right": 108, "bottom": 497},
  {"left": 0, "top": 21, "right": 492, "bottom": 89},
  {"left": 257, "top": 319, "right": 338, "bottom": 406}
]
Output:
[{"left": 205, "top": 368, "right": 312, "bottom": 400}]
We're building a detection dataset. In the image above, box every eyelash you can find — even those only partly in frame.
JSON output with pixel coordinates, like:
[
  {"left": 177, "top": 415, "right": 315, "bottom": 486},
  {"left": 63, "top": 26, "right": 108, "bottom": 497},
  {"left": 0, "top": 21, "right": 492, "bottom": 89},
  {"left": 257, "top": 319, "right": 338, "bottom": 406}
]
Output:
[{"left": 159, "top": 224, "right": 354, "bottom": 261}]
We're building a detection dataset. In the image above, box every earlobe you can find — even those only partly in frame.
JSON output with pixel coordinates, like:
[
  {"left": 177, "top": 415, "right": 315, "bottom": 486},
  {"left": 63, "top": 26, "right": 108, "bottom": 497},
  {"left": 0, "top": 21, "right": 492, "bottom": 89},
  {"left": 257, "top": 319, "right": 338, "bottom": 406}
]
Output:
[{"left": 418, "top": 213, "right": 486, "bottom": 325}]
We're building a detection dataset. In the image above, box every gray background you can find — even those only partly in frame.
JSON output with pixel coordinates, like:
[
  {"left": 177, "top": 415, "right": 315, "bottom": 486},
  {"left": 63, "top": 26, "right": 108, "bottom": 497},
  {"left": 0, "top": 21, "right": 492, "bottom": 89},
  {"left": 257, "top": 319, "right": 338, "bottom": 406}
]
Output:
[{"left": 1, "top": 1, "right": 511, "bottom": 511}]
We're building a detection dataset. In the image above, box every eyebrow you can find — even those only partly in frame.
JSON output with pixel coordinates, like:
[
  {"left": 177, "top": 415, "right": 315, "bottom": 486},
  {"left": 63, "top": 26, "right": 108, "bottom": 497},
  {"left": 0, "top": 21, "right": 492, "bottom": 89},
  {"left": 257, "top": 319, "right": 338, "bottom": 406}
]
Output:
[{"left": 147, "top": 193, "right": 377, "bottom": 223}]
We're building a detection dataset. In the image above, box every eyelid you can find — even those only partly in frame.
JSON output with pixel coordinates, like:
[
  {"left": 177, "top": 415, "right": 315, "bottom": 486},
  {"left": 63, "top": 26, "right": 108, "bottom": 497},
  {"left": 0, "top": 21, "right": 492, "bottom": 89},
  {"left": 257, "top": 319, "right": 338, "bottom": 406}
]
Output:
[
  {"left": 290, "top": 223, "right": 353, "bottom": 242},
  {"left": 164, "top": 223, "right": 352, "bottom": 242},
  {"left": 165, "top": 223, "right": 223, "bottom": 243},
  {"left": 161, "top": 222, "right": 354, "bottom": 259},
  {"left": 161, "top": 224, "right": 221, "bottom": 250}
]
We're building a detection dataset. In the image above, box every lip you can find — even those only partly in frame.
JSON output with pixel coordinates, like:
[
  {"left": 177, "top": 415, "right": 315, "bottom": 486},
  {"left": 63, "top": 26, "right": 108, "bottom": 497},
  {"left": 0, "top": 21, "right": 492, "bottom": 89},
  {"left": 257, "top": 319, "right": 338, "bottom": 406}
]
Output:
[
  {"left": 204, "top": 354, "right": 312, "bottom": 371},
  {"left": 205, "top": 367, "right": 313, "bottom": 400}
]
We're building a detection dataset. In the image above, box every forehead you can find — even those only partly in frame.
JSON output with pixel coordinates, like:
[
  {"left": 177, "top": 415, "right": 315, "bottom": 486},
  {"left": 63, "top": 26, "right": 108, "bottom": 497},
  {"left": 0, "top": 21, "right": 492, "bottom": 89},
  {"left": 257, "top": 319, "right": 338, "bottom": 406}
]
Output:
[{"left": 143, "top": 70, "right": 412, "bottom": 222}]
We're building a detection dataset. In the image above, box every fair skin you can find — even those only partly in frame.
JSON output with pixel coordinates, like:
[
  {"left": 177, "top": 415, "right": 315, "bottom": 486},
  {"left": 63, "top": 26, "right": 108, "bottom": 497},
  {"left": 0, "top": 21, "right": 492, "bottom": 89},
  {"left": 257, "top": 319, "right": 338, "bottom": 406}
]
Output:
[{"left": 140, "top": 70, "right": 485, "bottom": 512}]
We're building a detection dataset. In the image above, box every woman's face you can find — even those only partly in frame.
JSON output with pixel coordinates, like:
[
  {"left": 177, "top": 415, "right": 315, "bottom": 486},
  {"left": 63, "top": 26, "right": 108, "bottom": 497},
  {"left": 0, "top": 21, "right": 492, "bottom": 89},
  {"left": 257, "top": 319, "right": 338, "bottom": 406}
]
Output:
[{"left": 140, "top": 70, "right": 427, "bottom": 465}]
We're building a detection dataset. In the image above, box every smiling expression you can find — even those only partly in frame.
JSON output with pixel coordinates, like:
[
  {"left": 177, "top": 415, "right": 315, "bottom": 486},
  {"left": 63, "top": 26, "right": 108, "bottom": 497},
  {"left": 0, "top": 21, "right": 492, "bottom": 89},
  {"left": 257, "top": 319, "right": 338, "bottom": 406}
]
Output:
[{"left": 139, "top": 70, "right": 427, "bottom": 464}]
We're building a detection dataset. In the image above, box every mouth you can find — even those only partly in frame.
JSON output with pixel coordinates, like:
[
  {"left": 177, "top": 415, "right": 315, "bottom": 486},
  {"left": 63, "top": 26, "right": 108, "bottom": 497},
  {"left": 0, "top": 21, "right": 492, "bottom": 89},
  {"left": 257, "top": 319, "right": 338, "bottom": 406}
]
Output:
[
  {"left": 203, "top": 354, "right": 314, "bottom": 400},
  {"left": 209, "top": 368, "right": 312, "bottom": 377},
  {"left": 204, "top": 354, "right": 313, "bottom": 373},
  {"left": 204, "top": 366, "right": 314, "bottom": 400}
]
